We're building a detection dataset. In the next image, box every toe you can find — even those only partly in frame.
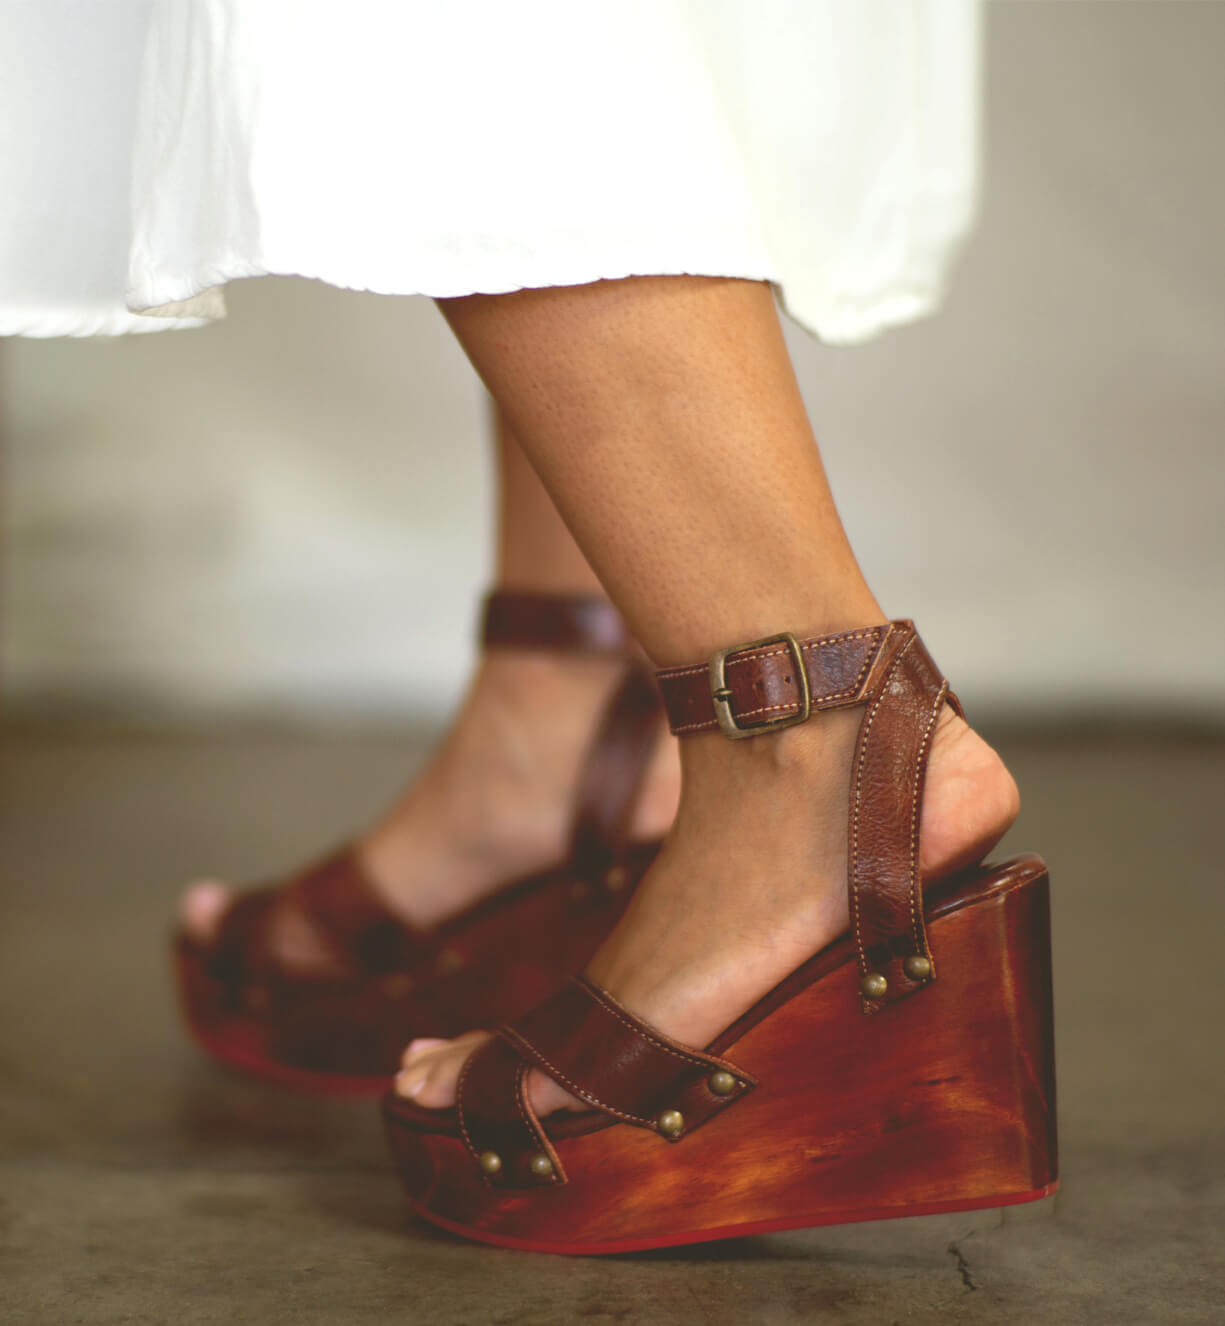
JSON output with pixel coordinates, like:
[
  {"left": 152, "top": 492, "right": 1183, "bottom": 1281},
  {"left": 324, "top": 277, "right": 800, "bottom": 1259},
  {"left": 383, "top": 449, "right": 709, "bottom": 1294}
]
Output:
[
  {"left": 179, "top": 879, "right": 232, "bottom": 943},
  {"left": 395, "top": 1032, "right": 587, "bottom": 1118},
  {"left": 396, "top": 1031, "right": 490, "bottom": 1108},
  {"left": 400, "top": 1038, "right": 449, "bottom": 1069}
]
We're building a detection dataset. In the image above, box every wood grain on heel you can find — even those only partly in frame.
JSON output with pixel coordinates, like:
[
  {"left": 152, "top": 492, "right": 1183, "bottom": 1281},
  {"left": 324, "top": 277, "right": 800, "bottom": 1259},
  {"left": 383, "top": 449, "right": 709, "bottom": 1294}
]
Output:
[{"left": 385, "top": 855, "right": 1058, "bottom": 1254}]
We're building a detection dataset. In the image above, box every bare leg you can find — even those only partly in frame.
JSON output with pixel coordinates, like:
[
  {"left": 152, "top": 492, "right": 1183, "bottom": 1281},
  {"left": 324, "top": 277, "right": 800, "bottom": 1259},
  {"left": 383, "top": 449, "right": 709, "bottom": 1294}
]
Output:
[
  {"left": 398, "top": 277, "right": 1019, "bottom": 1109},
  {"left": 491, "top": 405, "right": 604, "bottom": 594},
  {"left": 180, "top": 406, "right": 679, "bottom": 943}
]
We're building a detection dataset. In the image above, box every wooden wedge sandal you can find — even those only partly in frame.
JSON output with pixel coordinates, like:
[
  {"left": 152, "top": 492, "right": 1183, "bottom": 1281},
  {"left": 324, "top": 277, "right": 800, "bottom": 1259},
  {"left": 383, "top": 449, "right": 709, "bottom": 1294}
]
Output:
[
  {"left": 383, "top": 621, "right": 1058, "bottom": 1252},
  {"left": 174, "top": 591, "right": 667, "bottom": 1095}
]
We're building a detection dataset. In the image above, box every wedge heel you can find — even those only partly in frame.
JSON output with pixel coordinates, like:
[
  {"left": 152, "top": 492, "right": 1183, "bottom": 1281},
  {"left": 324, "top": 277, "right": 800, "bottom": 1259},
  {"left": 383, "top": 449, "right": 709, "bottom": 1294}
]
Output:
[
  {"left": 385, "top": 855, "right": 1058, "bottom": 1254},
  {"left": 384, "top": 620, "right": 1058, "bottom": 1254}
]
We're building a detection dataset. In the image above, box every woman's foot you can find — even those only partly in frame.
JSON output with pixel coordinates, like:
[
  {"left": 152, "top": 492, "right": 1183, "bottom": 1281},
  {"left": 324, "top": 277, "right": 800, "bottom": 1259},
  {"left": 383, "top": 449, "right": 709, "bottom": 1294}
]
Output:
[
  {"left": 179, "top": 651, "right": 680, "bottom": 965},
  {"left": 396, "top": 704, "right": 1019, "bottom": 1113}
]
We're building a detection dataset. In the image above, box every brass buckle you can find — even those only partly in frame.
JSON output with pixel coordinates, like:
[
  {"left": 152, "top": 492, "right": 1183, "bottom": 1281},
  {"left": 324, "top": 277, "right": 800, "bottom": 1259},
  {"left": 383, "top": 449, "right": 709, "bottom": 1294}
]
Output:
[{"left": 707, "top": 632, "right": 811, "bottom": 740}]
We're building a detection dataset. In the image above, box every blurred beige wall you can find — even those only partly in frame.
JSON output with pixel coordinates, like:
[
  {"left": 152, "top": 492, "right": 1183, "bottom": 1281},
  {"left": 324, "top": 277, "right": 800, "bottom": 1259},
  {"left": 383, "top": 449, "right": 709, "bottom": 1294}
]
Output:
[{"left": 3, "top": 1, "right": 1223, "bottom": 722}]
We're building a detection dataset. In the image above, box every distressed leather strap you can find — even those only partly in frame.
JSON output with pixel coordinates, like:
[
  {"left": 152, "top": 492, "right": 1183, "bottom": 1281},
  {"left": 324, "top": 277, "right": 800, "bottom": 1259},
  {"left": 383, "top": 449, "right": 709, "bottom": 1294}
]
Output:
[
  {"left": 656, "top": 626, "right": 890, "bottom": 736},
  {"left": 210, "top": 849, "right": 433, "bottom": 988},
  {"left": 481, "top": 591, "right": 634, "bottom": 654},
  {"left": 655, "top": 620, "right": 963, "bottom": 1014},
  {"left": 567, "top": 661, "right": 665, "bottom": 869},
  {"left": 285, "top": 849, "right": 432, "bottom": 972},
  {"left": 482, "top": 591, "right": 664, "bottom": 868},
  {"left": 457, "top": 976, "right": 755, "bottom": 1187},
  {"left": 845, "top": 627, "right": 953, "bottom": 1013},
  {"left": 457, "top": 1035, "right": 564, "bottom": 1187},
  {"left": 503, "top": 977, "right": 755, "bottom": 1132}
]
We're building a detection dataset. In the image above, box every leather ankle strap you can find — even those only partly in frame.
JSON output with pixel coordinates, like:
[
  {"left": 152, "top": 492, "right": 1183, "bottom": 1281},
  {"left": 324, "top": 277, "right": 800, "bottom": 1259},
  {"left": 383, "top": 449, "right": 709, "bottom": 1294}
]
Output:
[
  {"left": 481, "top": 591, "right": 634, "bottom": 654},
  {"left": 656, "top": 626, "right": 891, "bottom": 737},
  {"left": 482, "top": 591, "right": 662, "bottom": 867},
  {"left": 655, "top": 621, "right": 963, "bottom": 1016},
  {"left": 567, "top": 660, "right": 664, "bottom": 869}
]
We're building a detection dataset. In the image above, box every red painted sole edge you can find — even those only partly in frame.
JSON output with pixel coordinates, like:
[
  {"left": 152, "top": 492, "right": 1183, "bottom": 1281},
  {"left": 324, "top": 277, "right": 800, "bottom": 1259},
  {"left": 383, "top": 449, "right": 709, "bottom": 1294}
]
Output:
[
  {"left": 182, "top": 1010, "right": 393, "bottom": 1097},
  {"left": 406, "top": 1181, "right": 1060, "bottom": 1257},
  {"left": 176, "top": 941, "right": 394, "bottom": 1096}
]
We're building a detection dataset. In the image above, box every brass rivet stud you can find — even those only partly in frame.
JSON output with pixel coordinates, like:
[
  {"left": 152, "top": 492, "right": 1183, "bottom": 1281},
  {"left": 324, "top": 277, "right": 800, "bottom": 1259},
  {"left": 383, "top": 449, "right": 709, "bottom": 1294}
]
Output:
[
  {"left": 904, "top": 955, "right": 933, "bottom": 982},
  {"left": 528, "top": 1152, "right": 555, "bottom": 1178},
  {"left": 478, "top": 1151, "right": 502, "bottom": 1176},
  {"left": 657, "top": 1109, "right": 685, "bottom": 1138},
  {"left": 860, "top": 972, "right": 888, "bottom": 1000},
  {"left": 708, "top": 1070, "right": 738, "bottom": 1097},
  {"left": 603, "top": 865, "right": 628, "bottom": 892}
]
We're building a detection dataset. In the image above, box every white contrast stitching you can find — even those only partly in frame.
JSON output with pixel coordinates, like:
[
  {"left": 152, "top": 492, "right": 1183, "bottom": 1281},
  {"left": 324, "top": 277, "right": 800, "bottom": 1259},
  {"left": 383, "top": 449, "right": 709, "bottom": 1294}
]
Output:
[
  {"left": 581, "top": 981, "right": 715, "bottom": 1071},
  {"left": 455, "top": 1046, "right": 480, "bottom": 1163},
  {"left": 662, "top": 661, "right": 714, "bottom": 680},
  {"left": 729, "top": 690, "right": 856, "bottom": 719},
  {"left": 513, "top": 1060, "right": 533, "bottom": 1134},
  {"left": 663, "top": 628, "right": 886, "bottom": 732},
  {"left": 499, "top": 1026, "right": 647, "bottom": 1125},
  {"left": 907, "top": 676, "right": 947, "bottom": 959},
  {"left": 657, "top": 629, "right": 882, "bottom": 683},
  {"left": 849, "top": 627, "right": 906, "bottom": 984},
  {"left": 514, "top": 1061, "right": 564, "bottom": 1183},
  {"left": 671, "top": 717, "right": 718, "bottom": 734}
]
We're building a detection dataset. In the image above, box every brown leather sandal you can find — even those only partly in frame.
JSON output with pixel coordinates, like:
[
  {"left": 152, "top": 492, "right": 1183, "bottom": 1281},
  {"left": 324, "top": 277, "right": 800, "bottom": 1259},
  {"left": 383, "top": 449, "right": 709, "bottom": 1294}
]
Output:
[
  {"left": 174, "top": 591, "right": 667, "bottom": 1095},
  {"left": 383, "top": 621, "right": 1058, "bottom": 1252}
]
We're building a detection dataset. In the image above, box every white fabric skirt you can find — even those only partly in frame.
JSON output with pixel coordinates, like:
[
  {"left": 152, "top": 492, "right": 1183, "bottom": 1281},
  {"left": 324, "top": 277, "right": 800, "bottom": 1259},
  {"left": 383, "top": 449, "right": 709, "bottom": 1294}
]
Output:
[{"left": 0, "top": 0, "right": 982, "bottom": 343}]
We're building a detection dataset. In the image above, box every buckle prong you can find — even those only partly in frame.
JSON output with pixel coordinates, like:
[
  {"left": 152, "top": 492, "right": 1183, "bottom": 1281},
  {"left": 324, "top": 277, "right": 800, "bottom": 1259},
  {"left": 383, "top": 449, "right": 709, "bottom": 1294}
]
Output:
[{"left": 707, "top": 632, "right": 812, "bottom": 740}]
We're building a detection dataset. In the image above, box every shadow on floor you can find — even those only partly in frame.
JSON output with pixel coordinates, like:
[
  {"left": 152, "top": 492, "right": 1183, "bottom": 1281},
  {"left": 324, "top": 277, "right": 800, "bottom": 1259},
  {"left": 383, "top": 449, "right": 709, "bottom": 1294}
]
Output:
[{"left": 2, "top": 726, "right": 1222, "bottom": 1324}]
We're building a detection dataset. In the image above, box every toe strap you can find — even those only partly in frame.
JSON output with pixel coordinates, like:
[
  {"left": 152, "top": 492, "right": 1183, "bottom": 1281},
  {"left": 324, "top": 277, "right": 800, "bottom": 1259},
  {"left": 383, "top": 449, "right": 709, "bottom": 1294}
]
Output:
[
  {"left": 204, "top": 848, "right": 431, "bottom": 995},
  {"left": 457, "top": 977, "right": 756, "bottom": 1188},
  {"left": 457, "top": 1037, "right": 566, "bottom": 1187},
  {"left": 285, "top": 848, "right": 432, "bottom": 973}
]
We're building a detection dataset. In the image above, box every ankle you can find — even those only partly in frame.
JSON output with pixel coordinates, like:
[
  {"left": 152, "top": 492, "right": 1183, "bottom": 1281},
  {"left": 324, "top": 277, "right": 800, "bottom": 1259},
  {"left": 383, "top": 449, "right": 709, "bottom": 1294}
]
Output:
[
  {"left": 463, "top": 652, "right": 653, "bottom": 806},
  {"left": 471, "top": 650, "right": 682, "bottom": 846},
  {"left": 675, "top": 707, "right": 861, "bottom": 815},
  {"left": 357, "top": 645, "right": 680, "bottom": 921},
  {"left": 668, "top": 703, "right": 1019, "bottom": 884},
  {"left": 370, "top": 654, "right": 627, "bottom": 859},
  {"left": 473, "top": 650, "right": 632, "bottom": 718}
]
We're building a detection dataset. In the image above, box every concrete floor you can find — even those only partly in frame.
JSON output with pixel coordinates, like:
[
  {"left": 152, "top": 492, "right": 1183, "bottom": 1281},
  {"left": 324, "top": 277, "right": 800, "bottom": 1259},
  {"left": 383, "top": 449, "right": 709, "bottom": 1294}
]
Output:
[{"left": 2, "top": 725, "right": 1223, "bottom": 1324}]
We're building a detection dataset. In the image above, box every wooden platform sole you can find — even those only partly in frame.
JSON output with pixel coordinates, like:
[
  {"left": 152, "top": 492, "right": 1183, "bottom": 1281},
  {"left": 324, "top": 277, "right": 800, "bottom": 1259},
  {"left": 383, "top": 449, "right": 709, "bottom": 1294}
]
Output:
[
  {"left": 384, "top": 855, "right": 1058, "bottom": 1254},
  {"left": 175, "top": 943, "right": 396, "bottom": 1095}
]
